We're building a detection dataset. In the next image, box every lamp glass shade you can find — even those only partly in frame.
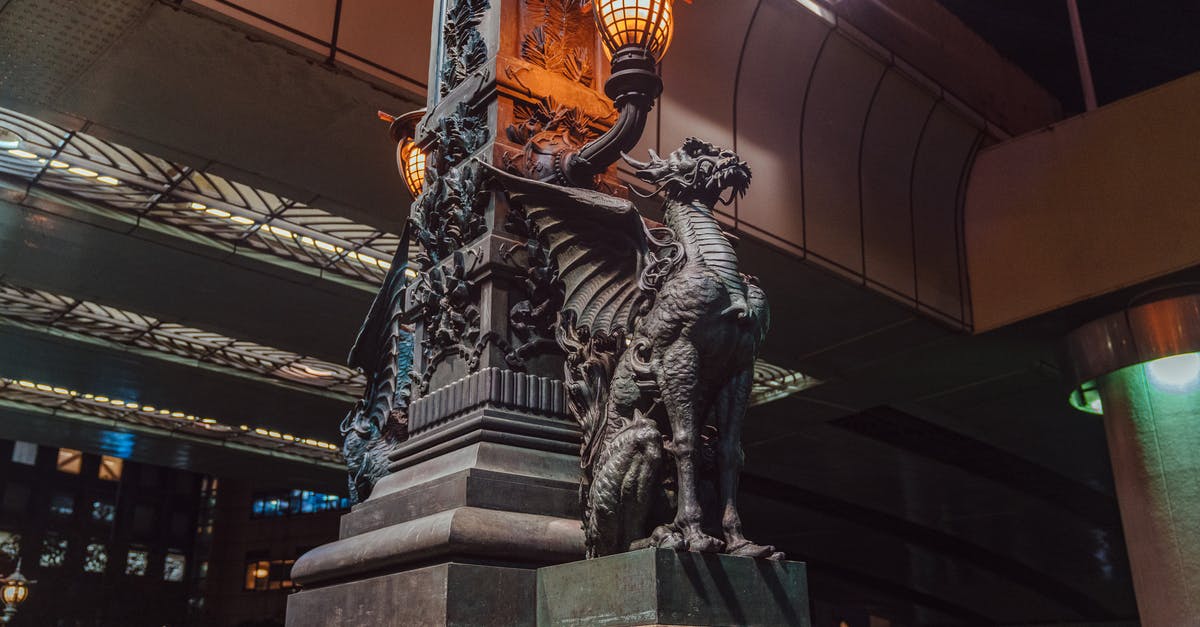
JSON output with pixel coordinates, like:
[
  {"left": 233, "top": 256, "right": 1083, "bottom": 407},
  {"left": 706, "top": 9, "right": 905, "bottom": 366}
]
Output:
[
  {"left": 1, "top": 579, "right": 27, "bottom": 606},
  {"left": 399, "top": 139, "right": 427, "bottom": 198},
  {"left": 594, "top": 0, "right": 674, "bottom": 61}
]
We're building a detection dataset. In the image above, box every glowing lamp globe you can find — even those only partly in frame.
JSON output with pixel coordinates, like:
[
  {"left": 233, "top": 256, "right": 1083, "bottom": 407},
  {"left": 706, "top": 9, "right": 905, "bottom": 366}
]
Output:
[
  {"left": 386, "top": 109, "right": 429, "bottom": 199},
  {"left": 0, "top": 575, "right": 26, "bottom": 607},
  {"left": 399, "top": 139, "right": 427, "bottom": 199},
  {"left": 594, "top": 0, "right": 675, "bottom": 61}
]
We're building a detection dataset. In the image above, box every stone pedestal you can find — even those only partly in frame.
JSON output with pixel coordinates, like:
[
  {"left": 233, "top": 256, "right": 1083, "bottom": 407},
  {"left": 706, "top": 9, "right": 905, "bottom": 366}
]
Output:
[
  {"left": 538, "top": 549, "right": 811, "bottom": 627},
  {"left": 288, "top": 406, "right": 586, "bottom": 627}
]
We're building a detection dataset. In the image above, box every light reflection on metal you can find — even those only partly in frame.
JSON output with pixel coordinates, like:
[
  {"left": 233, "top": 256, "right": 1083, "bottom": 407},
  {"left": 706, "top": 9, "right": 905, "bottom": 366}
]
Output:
[
  {"left": 750, "top": 361, "right": 821, "bottom": 407},
  {"left": 0, "top": 377, "right": 342, "bottom": 462},
  {"left": 1065, "top": 293, "right": 1200, "bottom": 415},
  {"left": 0, "top": 280, "right": 366, "bottom": 397},
  {"left": 0, "top": 107, "right": 399, "bottom": 285}
]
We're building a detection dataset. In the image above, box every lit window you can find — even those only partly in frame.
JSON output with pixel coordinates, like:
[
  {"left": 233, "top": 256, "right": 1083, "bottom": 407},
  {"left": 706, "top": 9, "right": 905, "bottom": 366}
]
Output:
[
  {"left": 125, "top": 548, "right": 149, "bottom": 576},
  {"left": 164, "top": 551, "right": 186, "bottom": 582},
  {"left": 56, "top": 448, "right": 83, "bottom": 474},
  {"left": 10, "top": 441, "right": 36, "bottom": 465},
  {"left": 243, "top": 559, "right": 295, "bottom": 591},
  {"left": 91, "top": 500, "right": 115, "bottom": 524},
  {"left": 98, "top": 456, "right": 123, "bottom": 481},
  {"left": 49, "top": 492, "right": 74, "bottom": 517},
  {"left": 250, "top": 489, "right": 350, "bottom": 518},
  {"left": 39, "top": 535, "right": 67, "bottom": 568},
  {"left": 83, "top": 542, "right": 108, "bottom": 573}
]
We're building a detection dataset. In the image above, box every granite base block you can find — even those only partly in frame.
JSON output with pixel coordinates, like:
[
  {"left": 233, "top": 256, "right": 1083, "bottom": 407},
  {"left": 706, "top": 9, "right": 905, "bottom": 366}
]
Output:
[
  {"left": 537, "top": 549, "right": 810, "bottom": 627},
  {"left": 287, "top": 562, "right": 536, "bottom": 627}
]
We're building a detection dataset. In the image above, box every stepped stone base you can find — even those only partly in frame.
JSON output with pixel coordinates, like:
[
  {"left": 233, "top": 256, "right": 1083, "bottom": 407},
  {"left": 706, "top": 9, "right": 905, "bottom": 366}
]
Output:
[{"left": 287, "top": 562, "right": 536, "bottom": 627}]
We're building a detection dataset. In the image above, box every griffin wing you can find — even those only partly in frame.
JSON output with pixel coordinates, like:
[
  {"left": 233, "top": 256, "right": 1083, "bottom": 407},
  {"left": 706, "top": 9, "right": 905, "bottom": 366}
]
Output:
[
  {"left": 348, "top": 221, "right": 412, "bottom": 374},
  {"left": 486, "top": 164, "right": 648, "bottom": 338}
]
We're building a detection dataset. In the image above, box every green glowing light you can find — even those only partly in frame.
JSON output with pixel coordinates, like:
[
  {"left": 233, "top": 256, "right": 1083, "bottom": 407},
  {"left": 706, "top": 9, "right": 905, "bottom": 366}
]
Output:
[
  {"left": 1069, "top": 384, "right": 1104, "bottom": 415},
  {"left": 1145, "top": 352, "right": 1200, "bottom": 392}
]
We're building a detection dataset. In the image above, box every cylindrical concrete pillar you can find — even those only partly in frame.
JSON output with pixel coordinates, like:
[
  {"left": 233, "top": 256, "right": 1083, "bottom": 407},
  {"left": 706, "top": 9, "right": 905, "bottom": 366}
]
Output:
[{"left": 1065, "top": 294, "right": 1200, "bottom": 625}]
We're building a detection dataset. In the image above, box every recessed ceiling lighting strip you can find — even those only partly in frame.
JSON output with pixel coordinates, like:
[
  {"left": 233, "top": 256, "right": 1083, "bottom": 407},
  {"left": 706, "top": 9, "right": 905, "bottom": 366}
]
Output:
[
  {"left": 0, "top": 377, "right": 342, "bottom": 463},
  {"left": 750, "top": 361, "right": 822, "bottom": 407},
  {"left": 0, "top": 281, "right": 366, "bottom": 397},
  {"left": 0, "top": 107, "right": 403, "bottom": 285}
]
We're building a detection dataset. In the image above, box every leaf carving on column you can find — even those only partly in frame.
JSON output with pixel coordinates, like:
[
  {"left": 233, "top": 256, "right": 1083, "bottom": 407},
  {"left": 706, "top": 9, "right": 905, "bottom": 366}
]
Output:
[
  {"left": 521, "top": 0, "right": 594, "bottom": 85},
  {"left": 442, "top": 0, "right": 491, "bottom": 96}
]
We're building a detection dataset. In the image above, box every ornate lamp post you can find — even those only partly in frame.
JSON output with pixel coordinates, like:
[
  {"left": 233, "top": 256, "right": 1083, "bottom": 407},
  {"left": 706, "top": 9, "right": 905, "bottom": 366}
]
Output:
[
  {"left": 0, "top": 560, "right": 33, "bottom": 624},
  {"left": 290, "top": 0, "right": 807, "bottom": 623}
]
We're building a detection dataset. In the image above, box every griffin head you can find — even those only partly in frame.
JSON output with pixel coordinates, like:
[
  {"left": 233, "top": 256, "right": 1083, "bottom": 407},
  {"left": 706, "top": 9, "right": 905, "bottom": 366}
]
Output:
[{"left": 622, "top": 137, "right": 752, "bottom": 206}]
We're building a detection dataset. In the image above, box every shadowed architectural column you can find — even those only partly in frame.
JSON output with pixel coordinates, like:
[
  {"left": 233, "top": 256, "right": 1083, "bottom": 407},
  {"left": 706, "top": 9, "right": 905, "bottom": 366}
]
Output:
[{"left": 1066, "top": 293, "right": 1200, "bottom": 624}]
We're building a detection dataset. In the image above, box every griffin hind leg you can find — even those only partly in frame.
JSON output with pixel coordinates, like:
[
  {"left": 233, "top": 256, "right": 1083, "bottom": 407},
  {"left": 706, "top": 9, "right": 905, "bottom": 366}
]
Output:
[
  {"left": 716, "top": 368, "right": 783, "bottom": 560},
  {"left": 658, "top": 342, "right": 725, "bottom": 553}
]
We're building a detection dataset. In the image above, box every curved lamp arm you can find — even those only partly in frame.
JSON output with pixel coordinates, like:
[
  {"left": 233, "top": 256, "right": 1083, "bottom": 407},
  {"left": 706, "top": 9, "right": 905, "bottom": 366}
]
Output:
[{"left": 561, "top": 46, "right": 663, "bottom": 187}]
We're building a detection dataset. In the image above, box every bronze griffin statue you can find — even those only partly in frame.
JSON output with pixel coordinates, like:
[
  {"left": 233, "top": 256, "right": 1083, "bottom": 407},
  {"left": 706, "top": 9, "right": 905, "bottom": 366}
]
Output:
[{"left": 488, "top": 137, "right": 782, "bottom": 560}]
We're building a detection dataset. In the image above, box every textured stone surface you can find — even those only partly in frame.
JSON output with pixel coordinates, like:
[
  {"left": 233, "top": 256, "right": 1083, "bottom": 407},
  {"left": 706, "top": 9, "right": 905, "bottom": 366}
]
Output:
[
  {"left": 537, "top": 549, "right": 810, "bottom": 626},
  {"left": 1100, "top": 363, "right": 1200, "bottom": 624},
  {"left": 292, "top": 506, "right": 583, "bottom": 586},
  {"left": 287, "top": 562, "right": 536, "bottom": 627}
]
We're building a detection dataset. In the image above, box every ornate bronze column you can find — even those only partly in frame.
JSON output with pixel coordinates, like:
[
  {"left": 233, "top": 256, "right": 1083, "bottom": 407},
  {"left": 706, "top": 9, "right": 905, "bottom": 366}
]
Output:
[{"left": 287, "top": 1, "right": 625, "bottom": 624}]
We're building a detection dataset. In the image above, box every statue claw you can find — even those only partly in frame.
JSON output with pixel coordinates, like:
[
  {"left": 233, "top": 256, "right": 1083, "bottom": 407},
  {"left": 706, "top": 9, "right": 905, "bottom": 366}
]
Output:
[
  {"left": 650, "top": 525, "right": 687, "bottom": 551},
  {"left": 720, "top": 304, "right": 748, "bottom": 320},
  {"left": 726, "top": 539, "right": 782, "bottom": 560},
  {"left": 685, "top": 533, "right": 726, "bottom": 553}
]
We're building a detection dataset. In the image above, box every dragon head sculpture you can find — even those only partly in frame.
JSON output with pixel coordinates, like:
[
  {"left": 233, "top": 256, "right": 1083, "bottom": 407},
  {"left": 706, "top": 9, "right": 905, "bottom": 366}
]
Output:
[{"left": 623, "top": 137, "right": 751, "bottom": 206}]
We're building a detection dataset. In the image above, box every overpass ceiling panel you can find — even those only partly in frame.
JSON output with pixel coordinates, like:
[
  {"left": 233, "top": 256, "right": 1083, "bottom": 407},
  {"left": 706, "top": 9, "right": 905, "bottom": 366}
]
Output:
[
  {"left": 40, "top": 2, "right": 417, "bottom": 231},
  {"left": 911, "top": 370, "right": 1117, "bottom": 492},
  {"left": 0, "top": 0, "right": 151, "bottom": 104},
  {"left": 743, "top": 428, "right": 1134, "bottom": 618},
  {"left": 732, "top": 0, "right": 830, "bottom": 255},
  {"left": 800, "top": 32, "right": 887, "bottom": 276},
  {"left": 204, "top": 0, "right": 339, "bottom": 44},
  {"left": 734, "top": 235, "right": 920, "bottom": 377},
  {"left": 860, "top": 70, "right": 936, "bottom": 301},
  {"left": 911, "top": 103, "right": 981, "bottom": 325},
  {"left": 0, "top": 202, "right": 368, "bottom": 361},
  {"left": 655, "top": 0, "right": 758, "bottom": 156},
  {"left": 336, "top": 0, "right": 435, "bottom": 86},
  {"left": 0, "top": 326, "right": 349, "bottom": 443},
  {"left": 736, "top": 494, "right": 1095, "bottom": 624}
]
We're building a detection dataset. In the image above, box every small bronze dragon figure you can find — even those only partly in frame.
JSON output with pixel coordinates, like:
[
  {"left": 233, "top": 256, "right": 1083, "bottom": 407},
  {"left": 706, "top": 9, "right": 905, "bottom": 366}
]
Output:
[{"left": 487, "top": 137, "right": 781, "bottom": 560}]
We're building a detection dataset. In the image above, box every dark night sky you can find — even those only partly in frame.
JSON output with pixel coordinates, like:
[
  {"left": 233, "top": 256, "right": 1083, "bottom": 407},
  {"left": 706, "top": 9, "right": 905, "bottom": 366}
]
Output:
[{"left": 935, "top": 0, "right": 1200, "bottom": 115}]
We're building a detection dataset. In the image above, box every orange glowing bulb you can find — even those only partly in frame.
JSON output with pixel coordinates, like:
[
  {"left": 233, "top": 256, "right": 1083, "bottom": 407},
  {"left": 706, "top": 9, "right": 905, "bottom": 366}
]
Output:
[
  {"left": 594, "top": 0, "right": 675, "bottom": 61},
  {"left": 399, "top": 139, "right": 427, "bottom": 198}
]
